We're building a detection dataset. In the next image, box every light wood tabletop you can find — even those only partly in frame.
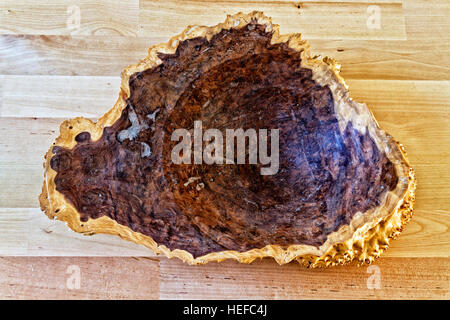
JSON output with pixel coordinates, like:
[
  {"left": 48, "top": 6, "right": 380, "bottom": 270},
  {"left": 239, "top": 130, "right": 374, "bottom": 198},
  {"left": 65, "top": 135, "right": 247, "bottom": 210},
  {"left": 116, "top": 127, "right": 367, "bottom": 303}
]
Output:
[{"left": 0, "top": 0, "right": 449, "bottom": 299}]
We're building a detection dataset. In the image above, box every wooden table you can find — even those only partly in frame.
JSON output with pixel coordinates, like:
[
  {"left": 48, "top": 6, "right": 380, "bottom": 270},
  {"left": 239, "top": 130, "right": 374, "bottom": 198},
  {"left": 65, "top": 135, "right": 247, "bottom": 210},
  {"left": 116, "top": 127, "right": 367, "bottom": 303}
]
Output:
[{"left": 0, "top": 0, "right": 449, "bottom": 299}]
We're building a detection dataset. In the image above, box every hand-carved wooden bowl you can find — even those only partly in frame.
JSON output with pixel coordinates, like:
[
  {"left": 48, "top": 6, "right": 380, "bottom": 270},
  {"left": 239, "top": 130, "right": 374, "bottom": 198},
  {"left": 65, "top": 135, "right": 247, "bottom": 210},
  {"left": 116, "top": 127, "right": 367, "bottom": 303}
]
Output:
[{"left": 39, "top": 12, "right": 416, "bottom": 267}]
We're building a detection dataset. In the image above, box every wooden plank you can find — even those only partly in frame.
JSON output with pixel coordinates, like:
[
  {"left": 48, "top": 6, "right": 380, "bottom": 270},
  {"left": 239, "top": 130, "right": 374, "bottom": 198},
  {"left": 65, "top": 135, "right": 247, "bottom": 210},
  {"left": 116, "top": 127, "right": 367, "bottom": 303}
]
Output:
[
  {"left": 0, "top": 75, "right": 120, "bottom": 118},
  {"left": 0, "top": 117, "right": 60, "bottom": 208},
  {"left": 159, "top": 257, "right": 450, "bottom": 299},
  {"left": 0, "top": 208, "right": 155, "bottom": 256},
  {"left": 403, "top": 0, "right": 450, "bottom": 40},
  {"left": 0, "top": 35, "right": 155, "bottom": 76},
  {"left": 347, "top": 80, "right": 450, "bottom": 114},
  {"left": 1, "top": 36, "right": 448, "bottom": 80},
  {"left": 346, "top": 80, "right": 450, "bottom": 161},
  {"left": 348, "top": 79, "right": 450, "bottom": 202},
  {"left": 0, "top": 164, "right": 50, "bottom": 208},
  {"left": 0, "top": 257, "right": 160, "bottom": 299},
  {"left": 0, "top": 209, "right": 28, "bottom": 255},
  {"left": 308, "top": 39, "right": 450, "bottom": 81},
  {"left": 0, "top": 0, "right": 139, "bottom": 36},
  {"left": 384, "top": 209, "right": 450, "bottom": 258},
  {"left": 139, "top": 0, "right": 406, "bottom": 40}
]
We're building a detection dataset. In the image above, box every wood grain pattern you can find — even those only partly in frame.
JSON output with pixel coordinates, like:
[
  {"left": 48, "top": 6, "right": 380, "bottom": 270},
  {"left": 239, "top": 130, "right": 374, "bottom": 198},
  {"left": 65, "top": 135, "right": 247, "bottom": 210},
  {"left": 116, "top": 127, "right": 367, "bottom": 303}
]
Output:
[
  {"left": 0, "top": 75, "right": 120, "bottom": 118},
  {"left": 159, "top": 258, "right": 449, "bottom": 299},
  {"left": 0, "top": 0, "right": 139, "bottom": 36},
  {"left": 0, "top": 0, "right": 448, "bottom": 300},
  {"left": 309, "top": 40, "right": 450, "bottom": 80},
  {"left": 403, "top": 0, "right": 450, "bottom": 40},
  {"left": 0, "top": 35, "right": 155, "bottom": 76},
  {"left": 0, "top": 257, "right": 159, "bottom": 299},
  {"left": 139, "top": 0, "right": 406, "bottom": 40},
  {"left": 0, "top": 208, "right": 155, "bottom": 256}
]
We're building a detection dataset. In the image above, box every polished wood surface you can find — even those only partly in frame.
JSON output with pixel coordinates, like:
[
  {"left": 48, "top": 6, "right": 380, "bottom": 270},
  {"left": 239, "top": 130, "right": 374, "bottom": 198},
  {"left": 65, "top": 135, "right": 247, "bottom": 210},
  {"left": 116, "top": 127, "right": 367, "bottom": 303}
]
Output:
[{"left": 0, "top": 0, "right": 448, "bottom": 299}]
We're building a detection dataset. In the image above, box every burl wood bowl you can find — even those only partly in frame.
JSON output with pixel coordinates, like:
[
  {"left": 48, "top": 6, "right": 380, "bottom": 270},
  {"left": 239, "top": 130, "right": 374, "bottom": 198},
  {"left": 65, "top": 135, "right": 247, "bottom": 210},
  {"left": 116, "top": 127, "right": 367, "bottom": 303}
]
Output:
[{"left": 39, "top": 12, "right": 416, "bottom": 267}]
